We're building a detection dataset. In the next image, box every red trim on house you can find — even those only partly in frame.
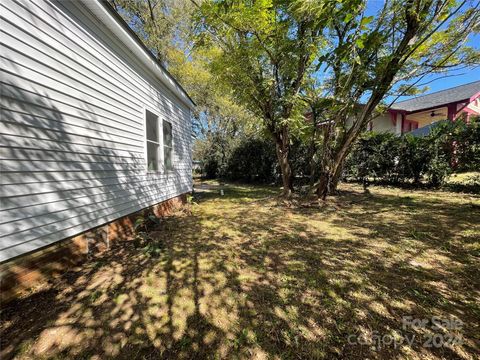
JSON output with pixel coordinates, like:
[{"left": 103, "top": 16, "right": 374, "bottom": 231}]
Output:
[
  {"left": 389, "top": 110, "right": 397, "bottom": 126},
  {"left": 389, "top": 109, "right": 407, "bottom": 134},
  {"left": 403, "top": 119, "right": 419, "bottom": 133},
  {"left": 398, "top": 99, "right": 469, "bottom": 116},
  {"left": 391, "top": 97, "right": 478, "bottom": 132},
  {"left": 447, "top": 103, "right": 457, "bottom": 121},
  {"left": 469, "top": 91, "right": 480, "bottom": 102},
  {"left": 388, "top": 91, "right": 479, "bottom": 134},
  {"left": 463, "top": 107, "right": 478, "bottom": 114}
]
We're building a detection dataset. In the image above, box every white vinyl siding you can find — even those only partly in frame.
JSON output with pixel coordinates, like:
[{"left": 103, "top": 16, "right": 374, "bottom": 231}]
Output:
[{"left": 0, "top": 0, "right": 193, "bottom": 262}]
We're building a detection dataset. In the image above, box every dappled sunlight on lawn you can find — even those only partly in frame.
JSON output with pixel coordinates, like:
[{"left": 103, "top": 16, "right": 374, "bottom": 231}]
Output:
[{"left": 1, "top": 183, "right": 479, "bottom": 359}]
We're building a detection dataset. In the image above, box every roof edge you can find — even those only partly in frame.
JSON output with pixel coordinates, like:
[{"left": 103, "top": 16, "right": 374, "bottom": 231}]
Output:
[
  {"left": 390, "top": 99, "right": 469, "bottom": 114},
  {"left": 81, "top": 0, "right": 196, "bottom": 110},
  {"left": 470, "top": 91, "right": 480, "bottom": 102},
  {"left": 394, "top": 80, "right": 480, "bottom": 105}
]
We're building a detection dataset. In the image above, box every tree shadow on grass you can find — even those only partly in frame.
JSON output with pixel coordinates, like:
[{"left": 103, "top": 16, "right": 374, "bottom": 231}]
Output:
[{"left": 1, "top": 184, "right": 479, "bottom": 359}]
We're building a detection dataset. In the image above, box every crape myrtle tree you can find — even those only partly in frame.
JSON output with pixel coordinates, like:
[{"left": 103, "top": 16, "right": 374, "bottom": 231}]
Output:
[
  {"left": 303, "top": 0, "right": 480, "bottom": 198},
  {"left": 194, "top": 0, "right": 341, "bottom": 197},
  {"left": 196, "top": 0, "right": 479, "bottom": 198}
]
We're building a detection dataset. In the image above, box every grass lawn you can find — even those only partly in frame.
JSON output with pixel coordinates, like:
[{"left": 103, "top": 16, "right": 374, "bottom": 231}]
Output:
[
  {"left": 1, "top": 182, "right": 479, "bottom": 359},
  {"left": 445, "top": 172, "right": 480, "bottom": 193}
]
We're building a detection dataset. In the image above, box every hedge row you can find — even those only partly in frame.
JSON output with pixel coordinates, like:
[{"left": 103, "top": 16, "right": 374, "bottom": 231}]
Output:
[
  {"left": 199, "top": 118, "right": 479, "bottom": 188},
  {"left": 344, "top": 118, "right": 480, "bottom": 186}
]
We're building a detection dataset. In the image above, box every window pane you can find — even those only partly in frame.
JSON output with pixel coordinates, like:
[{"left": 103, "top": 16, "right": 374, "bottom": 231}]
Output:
[
  {"left": 146, "top": 111, "right": 158, "bottom": 142},
  {"left": 147, "top": 141, "right": 159, "bottom": 171},
  {"left": 164, "top": 146, "right": 173, "bottom": 170},
  {"left": 163, "top": 120, "right": 173, "bottom": 171},
  {"left": 163, "top": 120, "right": 172, "bottom": 147}
]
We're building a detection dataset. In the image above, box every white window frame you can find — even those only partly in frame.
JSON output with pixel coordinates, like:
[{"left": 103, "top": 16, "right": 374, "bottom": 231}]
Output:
[
  {"left": 144, "top": 107, "right": 163, "bottom": 173},
  {"left": 162, "top": 119, "right": 174, "bottom": 172},
  {"left": 144, "top": 108, "right": 175, "bottom": 174}
]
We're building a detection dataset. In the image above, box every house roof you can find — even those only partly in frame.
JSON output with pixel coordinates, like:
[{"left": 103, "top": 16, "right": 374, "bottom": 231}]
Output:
[
  {"left": 81, "top": 0, "right": 195, "bottom": 110},
  {"left": 391, "top": 80, "right": 480, "bottom": 112}
]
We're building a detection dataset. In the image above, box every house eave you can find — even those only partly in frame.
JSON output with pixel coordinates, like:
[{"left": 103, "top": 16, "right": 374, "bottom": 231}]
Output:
[
  {"left": 391, "top": 99, "right": 470, "bottom": 115},
  {"left": 80, "top": 0, "right": 196, "bottom": 110},
  {"left": 470, "top": 91, "right": 480, "bottom": 102}
]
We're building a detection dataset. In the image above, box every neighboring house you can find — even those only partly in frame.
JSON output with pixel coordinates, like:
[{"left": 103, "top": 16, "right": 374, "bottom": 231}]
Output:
[
  {"left": 305, "top": 81, "right": 479, "bottom": 136},
  {"left": 1, "top": 0, "right": 194, "bottom": 297},
  {"left": 369, "top": 80, "right": 480, "bottom": 135}
]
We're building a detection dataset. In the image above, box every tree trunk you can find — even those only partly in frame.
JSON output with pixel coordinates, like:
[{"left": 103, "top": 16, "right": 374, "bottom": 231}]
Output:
[
  {"left": 329, "top": 158, "right": 345, "bottom": 193},
  {"left": 313, "top": 110, "right": 372, "bottom": 198},
  {"left": 274, "top": 131, "right": 293, "bottom": 197},
  {"left": 308, "top": 114, "right": 319, "bottom": 188},
  {"left": 313, "top": 147, "right": 347, "bottom": 199},
  {"left": 308, "top": 142, "right": 317, "bottom": 188},
  {"left": 316, "top": 170, "right": 331, "bottom": 200}
]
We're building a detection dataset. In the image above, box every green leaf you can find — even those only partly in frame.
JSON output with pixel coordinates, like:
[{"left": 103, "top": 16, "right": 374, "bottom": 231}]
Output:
[
  {"left": 360, "top": 16, "right": 374, "bottom": 28},
  {"left": 344, "top": 13, "right": 354, "bottom": 23}
]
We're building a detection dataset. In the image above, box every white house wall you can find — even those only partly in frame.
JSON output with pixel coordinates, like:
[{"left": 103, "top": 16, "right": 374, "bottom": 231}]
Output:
[
  {"left": 345, "top": 114, "right": 397, "bottom": 134},
  {"left": 371, "top": 114, "right": 396, "bottom": 133},
  {"left": 0, "top": 0, "right": 192, "bottom": 262}
]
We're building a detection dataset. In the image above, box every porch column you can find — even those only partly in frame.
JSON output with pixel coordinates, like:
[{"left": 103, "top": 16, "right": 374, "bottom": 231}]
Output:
[
  {"left": 447, "top": 103, "right": 457, "bottom": 121},
  {"left": 396, "top": 113, "right": 404, "bottom": 134}
]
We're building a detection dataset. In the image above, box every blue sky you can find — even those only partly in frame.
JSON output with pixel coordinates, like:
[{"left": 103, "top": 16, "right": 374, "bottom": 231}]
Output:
[{"left": 399, "top": 33, "right": 479, "bottom": 101}]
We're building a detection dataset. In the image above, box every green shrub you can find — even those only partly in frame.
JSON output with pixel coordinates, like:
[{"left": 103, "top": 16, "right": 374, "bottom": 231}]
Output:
[
  {"left": 226, "top": 137, "right": 277, "bottom": 183},
  {"left": 396, "top": 134, "right": 431, "bottom": 184},
  {"left": 199, "top": 133, "right": 233, "bottom": 179},
  {"left": 345, "top": 132, "right": 399, "bottom": 183},
  {"left": 345, "top": 117, "right": 479, "bottom": 187},
  {"left": 450, "top": 116, "right": 480, "bottom": 172},
  {"left": 289, "top": 140, "right": 311, "bottom": 181},
  {"left": 133, "top": 214, "right": 163, "bottom": 256}
]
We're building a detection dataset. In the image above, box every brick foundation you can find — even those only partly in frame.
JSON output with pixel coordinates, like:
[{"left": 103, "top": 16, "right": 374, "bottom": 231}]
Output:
[{"left": 0, "top": 194, "right": 187, "bottom": 305}]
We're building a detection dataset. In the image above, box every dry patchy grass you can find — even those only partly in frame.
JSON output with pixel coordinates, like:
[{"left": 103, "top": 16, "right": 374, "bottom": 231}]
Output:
[{"left": 1, "top": 182, "right": 479, "bottom": 359}]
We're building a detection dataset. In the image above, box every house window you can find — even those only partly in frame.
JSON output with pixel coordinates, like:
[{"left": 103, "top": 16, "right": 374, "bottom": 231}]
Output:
[
  {"left": 146, "top": 110, "right": 160, "bottom": 171},
  {"left": 163, "top": 120, "right": 173, "bottom": 171}
]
